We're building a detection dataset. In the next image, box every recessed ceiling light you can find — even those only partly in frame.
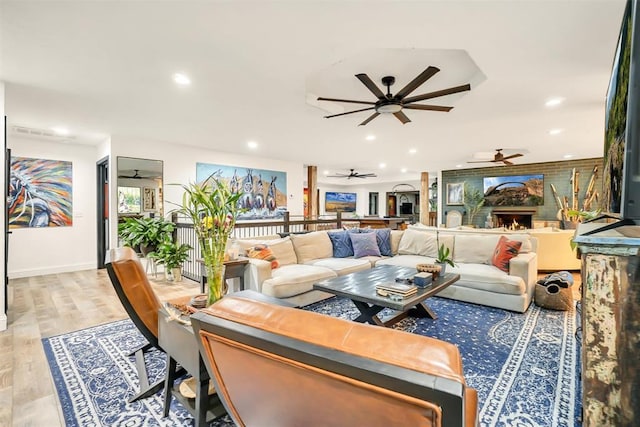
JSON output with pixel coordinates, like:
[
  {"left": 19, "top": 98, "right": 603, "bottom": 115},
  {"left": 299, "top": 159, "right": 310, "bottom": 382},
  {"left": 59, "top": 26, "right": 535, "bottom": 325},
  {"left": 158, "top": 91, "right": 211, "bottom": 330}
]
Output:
[
  {"left": 379, "top": 163, "right": 386, "bottom": 169},
  {"left": 545, "top": 97, "right": 564, "bottom": 107},
  {"left": 365, "top": 135, "right": 376, "bottom": 141},
  {"left": 247, "top": 141, "right": 258, "bottom": 149},
  {"left": 52, "top": 127, "right": 69, "bottom": 136},
  {"left": 323, "top": 170, "right": 329, "bottom": 175},
  {"left": 456, "top": 164, "right": 463, "bottom": 168},
  {"left": 401, "top": 168, "right": 407, "bottom": 173},
  {"left": 409, "top": 148, "right": 417, "bottom": 154},
  {"left": 173, "top": 73, "right": 191, "bottom": 86},
  {"left": 549, "top": 128, "right": 563, "bottom": 135},
  {"left": 563, "top": 154, "right": 574, "bottom": 159}
]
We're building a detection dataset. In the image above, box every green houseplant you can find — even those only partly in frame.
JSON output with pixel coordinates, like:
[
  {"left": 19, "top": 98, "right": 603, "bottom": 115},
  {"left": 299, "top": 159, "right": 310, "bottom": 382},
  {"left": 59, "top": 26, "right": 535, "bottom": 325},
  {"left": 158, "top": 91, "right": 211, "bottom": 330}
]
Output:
[
  {"left": 118, "top": 217, "right": 175, "bottom": 255},
  {"left": 171, "top": 175, "right": 242, "bottom": 305},
  {"left": 463, "top": 183, "right": 485, "bottom": 226},
  {"left": 148, "top": 242, "right": 192, "bottom": 282},
  {"left": 435, "top": 233, "right": 455, "bottom": 275}
]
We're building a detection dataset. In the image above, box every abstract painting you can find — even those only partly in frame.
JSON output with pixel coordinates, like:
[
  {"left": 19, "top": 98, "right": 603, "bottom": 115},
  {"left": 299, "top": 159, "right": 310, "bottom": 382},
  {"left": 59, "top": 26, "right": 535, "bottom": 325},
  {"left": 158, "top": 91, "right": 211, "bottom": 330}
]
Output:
[
  {"left": 9, "top": 156, "right": 73, "bottom": 228},
  {"left": 196, "top": 163, "right": 287, "bottom": 220}
]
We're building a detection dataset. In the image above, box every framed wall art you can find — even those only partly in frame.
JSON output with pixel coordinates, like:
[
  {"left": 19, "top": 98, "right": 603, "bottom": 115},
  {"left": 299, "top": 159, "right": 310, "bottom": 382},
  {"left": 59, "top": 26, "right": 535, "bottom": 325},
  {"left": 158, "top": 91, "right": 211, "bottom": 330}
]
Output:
[{"left": 446, "top": 182, "right": 464, "bottom": 205}]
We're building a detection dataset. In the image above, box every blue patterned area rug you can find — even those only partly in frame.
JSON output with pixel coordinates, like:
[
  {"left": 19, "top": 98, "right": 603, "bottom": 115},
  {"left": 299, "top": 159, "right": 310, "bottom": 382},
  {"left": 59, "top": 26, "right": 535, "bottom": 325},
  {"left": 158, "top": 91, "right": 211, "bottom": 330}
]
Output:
[{"left": 43, "top": 297, "right": 580, "bottom": 426}]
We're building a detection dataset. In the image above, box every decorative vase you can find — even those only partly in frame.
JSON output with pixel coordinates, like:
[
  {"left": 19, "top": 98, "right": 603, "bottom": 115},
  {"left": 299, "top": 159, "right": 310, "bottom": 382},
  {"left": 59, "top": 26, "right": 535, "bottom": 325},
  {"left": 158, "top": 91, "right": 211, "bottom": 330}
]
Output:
[
  {"left": 201, "top": 236, "right": 229, "bottom": 306},
  {"left": 435, "top": 262, "right": 447, "bottom": 276},
  {"left": 171, "top": 267, "right": 183, "bottom": 282}
]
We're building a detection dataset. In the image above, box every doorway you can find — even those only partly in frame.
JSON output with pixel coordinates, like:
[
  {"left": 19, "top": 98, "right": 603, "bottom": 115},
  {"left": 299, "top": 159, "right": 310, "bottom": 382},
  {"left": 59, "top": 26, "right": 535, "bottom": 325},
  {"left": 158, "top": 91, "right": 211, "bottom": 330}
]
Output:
[{"left": 96, "top": 156, "right": 109, "bottom": 269}]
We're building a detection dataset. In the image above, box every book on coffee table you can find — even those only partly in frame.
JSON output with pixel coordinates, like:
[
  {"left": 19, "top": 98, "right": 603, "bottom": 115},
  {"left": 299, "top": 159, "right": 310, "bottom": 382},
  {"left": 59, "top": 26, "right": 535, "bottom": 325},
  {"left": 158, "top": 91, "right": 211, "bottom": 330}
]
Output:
[{"left": 376, "top": 282, "right": 418, "bottom": 296}]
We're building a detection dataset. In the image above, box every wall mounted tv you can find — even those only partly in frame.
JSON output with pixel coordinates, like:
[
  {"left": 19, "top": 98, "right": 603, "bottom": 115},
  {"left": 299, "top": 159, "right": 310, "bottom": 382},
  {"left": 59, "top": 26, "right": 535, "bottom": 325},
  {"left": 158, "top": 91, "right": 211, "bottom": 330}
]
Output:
[
  {"left": 603, "top": 0, "right": 640, "bottom": 224},
  {"left": 483, "top": 174, "right": 544, "bottom": 206},
  {"left": 325, "top": 191, "right": 357, "bottom": 212}
]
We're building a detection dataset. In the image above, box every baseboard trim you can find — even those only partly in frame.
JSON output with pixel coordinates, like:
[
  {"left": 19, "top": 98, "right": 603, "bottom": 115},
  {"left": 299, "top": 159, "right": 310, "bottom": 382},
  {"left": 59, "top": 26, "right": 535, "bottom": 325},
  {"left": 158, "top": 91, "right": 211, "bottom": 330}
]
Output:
[{"left": 9, "top": 263, "right": 97, "bottom": 279}]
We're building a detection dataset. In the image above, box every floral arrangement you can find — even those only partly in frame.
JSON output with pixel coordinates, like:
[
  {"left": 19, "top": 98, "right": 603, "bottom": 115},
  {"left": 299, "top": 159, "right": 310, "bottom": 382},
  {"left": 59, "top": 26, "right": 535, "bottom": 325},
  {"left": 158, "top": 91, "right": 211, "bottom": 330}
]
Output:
[{"left": 172, "top": 175, "right": 242, "bottom": 305}]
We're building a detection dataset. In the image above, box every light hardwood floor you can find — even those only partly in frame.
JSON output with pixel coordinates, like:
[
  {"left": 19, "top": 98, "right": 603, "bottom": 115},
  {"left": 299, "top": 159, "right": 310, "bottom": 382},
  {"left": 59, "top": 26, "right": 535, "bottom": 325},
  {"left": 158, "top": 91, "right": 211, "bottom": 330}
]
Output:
[
  {"left": 0, "top": 268, "right": 200, "bottom": 427},
  {"left": 0, "top": 268, "right": 581, "bottom": 426}
]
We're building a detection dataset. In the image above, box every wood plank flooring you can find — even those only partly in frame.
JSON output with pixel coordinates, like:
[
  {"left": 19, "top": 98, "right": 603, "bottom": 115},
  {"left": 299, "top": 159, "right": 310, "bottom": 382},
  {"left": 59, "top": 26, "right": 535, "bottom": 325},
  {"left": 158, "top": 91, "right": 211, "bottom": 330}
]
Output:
[
  {"left": 0, "top": 268, "right": 581, "bottom": 426},
  {"left": 0, "top": 268, "right": 200, "bottom": 427}
]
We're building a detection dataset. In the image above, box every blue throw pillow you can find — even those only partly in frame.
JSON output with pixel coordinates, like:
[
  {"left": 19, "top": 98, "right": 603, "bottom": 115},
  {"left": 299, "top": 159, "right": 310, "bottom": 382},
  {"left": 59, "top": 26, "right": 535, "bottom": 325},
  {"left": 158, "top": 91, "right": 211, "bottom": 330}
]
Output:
[
  {"left": 358, "top": 228, "right": 392, "bottom": 256},
  {"left": 327, "top": 230, "right": 354, "bottom": 258},
  {"left": 348, "top": 232, "right": 381, "bottom": 258}
]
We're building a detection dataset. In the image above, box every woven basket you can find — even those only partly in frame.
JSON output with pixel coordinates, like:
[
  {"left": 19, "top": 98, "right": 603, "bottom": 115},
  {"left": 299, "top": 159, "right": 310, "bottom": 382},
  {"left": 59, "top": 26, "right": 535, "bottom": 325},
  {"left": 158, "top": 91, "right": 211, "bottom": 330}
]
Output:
[
  {"left": 534, "top": 283, "right": 573, "bottom": 311},
  {"left": 416, "top": 263, "right": 442, "bottom": 278}
]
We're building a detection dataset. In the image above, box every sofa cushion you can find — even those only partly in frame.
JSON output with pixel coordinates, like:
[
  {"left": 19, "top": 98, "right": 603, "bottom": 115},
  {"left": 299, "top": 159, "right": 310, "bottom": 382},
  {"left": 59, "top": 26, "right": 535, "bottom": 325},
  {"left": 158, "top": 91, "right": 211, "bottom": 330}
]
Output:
[
  {"left": 506, "top": 234, "right": 532, "bottom": 253},
  {"left": 397, "top": 229, "right": 454, "bottom": 258},
  {"left": 349, "top": 232, "right": 382, "bottom": 258},
  {"left": 390, "top": 230, "right": 404, "bottom": 255},
  {"left": 237, "top": 237, "right": 297, "bottom": 266},
  {"left": 246, "top": 244, "right": 279, "bottom": 269},
  {"left": 327, "top": 230, "right": 354, "bottom": 258},
  {"left": 491, "top": 236, "right": 522, "bottom": 272},
  {"left": 376, "top": 254, "right": 436, "bottom": 268},
  {"left": 448, "top": 264, "right": 526, "bottom": 296},
  {"left": 262, "top": 264, "right": 337, "bottom": 298},
  {"left": 453, "top": 234, "right": 501, "bottom": 264},
  {"left": 308, "top": 257, "right": 371, "bottom": 276},
  {"left": 360, "top": 228, "right": 393, "bottom": 256},
  {"left": 290, "top": 231, "right": 333, "bottom": 263}
]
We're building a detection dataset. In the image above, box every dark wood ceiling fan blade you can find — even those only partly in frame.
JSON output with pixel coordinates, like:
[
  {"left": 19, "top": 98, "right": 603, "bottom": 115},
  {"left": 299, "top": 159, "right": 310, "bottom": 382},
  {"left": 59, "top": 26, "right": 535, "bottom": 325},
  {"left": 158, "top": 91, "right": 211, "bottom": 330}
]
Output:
[
  {"left": 395, "top": 66, "right": 440, "bottom": 99},
  {"left": 355, "top": 74, "right": 386, "bottom": 99},
  {"left": 324, "top": 107, "right": 375, "bottom": 119},
  {"left": 403, "top": 104, "right": 453, "bottom": 112},
  {"left": 317, "top": 97, "right": 376, "bottom": 105},
  {"left": 467, "top": 160, "right": 497, "bottom": 163},
  {"left": 393, "top": 111, "right": 411, "bottom": 124},
  {"left": 501, "top": 153, "right": 523, "bottom": 161},
  {"left": 403, "top": 83, "right": 471, "bottom": 104},
  {"left": 359, "top": 112, "right": 380, "bottom": 126},
  {"left": 502, "top": 160, "right": 513, "bottom": 165}
]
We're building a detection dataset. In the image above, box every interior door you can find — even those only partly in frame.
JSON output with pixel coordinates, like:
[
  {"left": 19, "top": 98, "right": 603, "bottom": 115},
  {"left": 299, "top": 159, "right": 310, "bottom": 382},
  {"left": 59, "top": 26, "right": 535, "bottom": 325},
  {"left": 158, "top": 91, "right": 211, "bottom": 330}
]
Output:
[{"left": 96, "top": 156, "right": 109, "bottom": 269}]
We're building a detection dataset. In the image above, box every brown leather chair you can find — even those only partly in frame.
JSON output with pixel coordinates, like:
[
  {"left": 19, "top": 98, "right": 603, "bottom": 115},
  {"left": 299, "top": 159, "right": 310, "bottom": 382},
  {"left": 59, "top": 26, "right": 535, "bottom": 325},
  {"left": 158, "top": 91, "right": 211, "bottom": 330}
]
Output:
[
  {"left": 191, "top": 294, "right": 478, "bottom": 427},
  {"left": 105, "top": 247, "right": 166, "bottom": 402}
]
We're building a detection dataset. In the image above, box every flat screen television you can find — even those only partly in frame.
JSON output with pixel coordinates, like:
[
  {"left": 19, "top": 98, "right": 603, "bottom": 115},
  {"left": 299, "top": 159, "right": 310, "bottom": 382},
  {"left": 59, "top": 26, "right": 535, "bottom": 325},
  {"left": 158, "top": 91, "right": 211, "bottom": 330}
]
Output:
[
  {"left": 483, "top": 174, "right": 544, "bottom": 206},
  {"left": 325, "top": 191, "right": 356, "bottom": 212},
  {"left": 603, "top": 0, "right": 640, "bottom": 223},
  {"left": 400, "top": 202, "right": 413, "bottom": 214}
]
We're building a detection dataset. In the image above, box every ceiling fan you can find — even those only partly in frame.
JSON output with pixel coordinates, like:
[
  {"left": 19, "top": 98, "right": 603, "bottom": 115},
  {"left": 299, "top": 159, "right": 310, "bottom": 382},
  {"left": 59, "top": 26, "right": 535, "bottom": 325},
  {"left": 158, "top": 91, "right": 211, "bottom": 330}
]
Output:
[
  {"left": 118, "top": 169, "right": 149, "bottom": 179},
  {"left": 467, "top": 149, "right": 524, "bottom": 166},
  {"left": 317, "top": 66, "right": 471, "bottom": 126},
  {"left": 326, "top": 169, "right": 377, "bottom": 179}
]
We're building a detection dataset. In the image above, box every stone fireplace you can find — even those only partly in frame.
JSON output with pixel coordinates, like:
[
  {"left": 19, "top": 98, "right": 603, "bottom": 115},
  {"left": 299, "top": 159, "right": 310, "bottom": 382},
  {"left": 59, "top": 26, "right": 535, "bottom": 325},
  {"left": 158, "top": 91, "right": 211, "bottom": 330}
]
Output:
[{"left": 492, "top": 208, "right": 537, "bottom": 230}]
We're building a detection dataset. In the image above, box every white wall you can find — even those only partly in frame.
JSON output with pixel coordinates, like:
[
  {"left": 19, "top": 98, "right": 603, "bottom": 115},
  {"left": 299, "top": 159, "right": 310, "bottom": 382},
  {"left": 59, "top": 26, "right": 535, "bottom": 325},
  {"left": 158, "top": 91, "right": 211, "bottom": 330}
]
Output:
[
  {"left": 1, "top": 82, "right": 6, "bottom": 330},
  {"left": 7, "top": 135, "right": 98, "bottom": 278},
  {"left": 108, "top": 136, "right": 306, "bottom": 248}
]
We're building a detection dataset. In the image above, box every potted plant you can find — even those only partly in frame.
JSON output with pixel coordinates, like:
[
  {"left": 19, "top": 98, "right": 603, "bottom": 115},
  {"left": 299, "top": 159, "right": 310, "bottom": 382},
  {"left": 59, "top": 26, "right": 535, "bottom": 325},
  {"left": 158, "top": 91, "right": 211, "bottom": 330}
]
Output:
[
  {"left": 148, "top": 242, "right": 192, "bottom": 282},
  {"left": 463, "top": 183, "right": 485, "bottom": 226},
  {"left": 118, "top": 218, "right": 142, "bottom": 252},
  {"left": 122, "top": 217, "right": 175, "bottom": 256},
  {"left": 435, "top": 233, "right": 455, "bottom": 275}
]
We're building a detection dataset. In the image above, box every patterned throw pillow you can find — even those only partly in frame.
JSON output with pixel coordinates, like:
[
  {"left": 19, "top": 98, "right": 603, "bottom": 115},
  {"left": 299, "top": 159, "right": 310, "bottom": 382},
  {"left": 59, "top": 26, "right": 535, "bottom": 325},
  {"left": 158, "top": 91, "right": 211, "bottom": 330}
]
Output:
[
  {"left": 246, "top": 244, "right": 279, "bottom": 269},
  {"left": 327, "top": 230, "right": 354, "bottom": 258},
  {"left": 491, "top": 236, "right": 522, "bottom": 273},
  {"left": 348, "top": 232, "right": 382, "bottom": 258},
  {"left": 356, "top": 228, "right": 393, "bottom": 256}
]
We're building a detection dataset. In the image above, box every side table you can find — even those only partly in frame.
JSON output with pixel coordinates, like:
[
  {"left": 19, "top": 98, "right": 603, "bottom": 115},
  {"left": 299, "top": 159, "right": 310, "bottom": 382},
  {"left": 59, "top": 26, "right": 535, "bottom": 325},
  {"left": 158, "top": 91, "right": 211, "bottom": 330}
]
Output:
[
  {"left": 198, "top": 258, "right": 249, "bottom": 294},
  {"left": 159, "top": 290, "right": 294, "bottom": 426}
]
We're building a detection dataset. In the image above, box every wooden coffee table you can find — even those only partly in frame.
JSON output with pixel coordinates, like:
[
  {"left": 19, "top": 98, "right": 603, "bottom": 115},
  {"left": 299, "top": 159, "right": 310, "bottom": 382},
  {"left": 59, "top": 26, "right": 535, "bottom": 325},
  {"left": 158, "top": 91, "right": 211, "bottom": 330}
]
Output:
[{"left": 313, "top": 265, "right": 460, "bottom": 327}]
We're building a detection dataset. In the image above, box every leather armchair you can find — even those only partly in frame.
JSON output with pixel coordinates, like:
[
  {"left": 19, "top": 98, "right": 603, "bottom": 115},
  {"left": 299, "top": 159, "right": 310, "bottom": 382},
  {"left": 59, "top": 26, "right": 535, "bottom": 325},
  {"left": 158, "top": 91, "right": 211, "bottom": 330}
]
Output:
[{"left": 191, "top": 294, "right": 478, "bottom": 426}]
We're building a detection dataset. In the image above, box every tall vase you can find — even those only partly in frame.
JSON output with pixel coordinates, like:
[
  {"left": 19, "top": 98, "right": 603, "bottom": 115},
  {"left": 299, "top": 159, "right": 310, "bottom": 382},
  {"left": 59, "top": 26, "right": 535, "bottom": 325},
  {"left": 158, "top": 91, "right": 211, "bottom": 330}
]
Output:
[
  {"left": 201, "top": 235, "right": 228, "bottom": 306},
  {"left": 205, "top": 263, "right": 226, "bottom": 306}
]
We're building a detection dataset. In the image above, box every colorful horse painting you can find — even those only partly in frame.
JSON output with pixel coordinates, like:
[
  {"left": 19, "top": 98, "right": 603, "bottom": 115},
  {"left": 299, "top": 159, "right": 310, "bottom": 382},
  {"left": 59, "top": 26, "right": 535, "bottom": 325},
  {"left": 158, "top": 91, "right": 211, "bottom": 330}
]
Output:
[{"left": 9, "top": 157, "right": 73, "bottom": 228}]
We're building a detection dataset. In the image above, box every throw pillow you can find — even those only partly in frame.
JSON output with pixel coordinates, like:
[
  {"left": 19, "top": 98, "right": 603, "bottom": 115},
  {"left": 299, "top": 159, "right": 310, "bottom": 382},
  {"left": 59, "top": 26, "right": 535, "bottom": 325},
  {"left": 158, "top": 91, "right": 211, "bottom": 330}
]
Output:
[
  {"left": 327, "top": 230, "right": 354, "bottom": 258},
  {"left": 491, "top": 236, "right": 522, "bottom": 273},
  {"left": 246, "top": 244, "right": 279, "bottom": 269},
  {"left": 349, "top": 232, "right": 382, "bottom": 258},
  {"left": 359, "top": 228, "right": 393, "bottom": 256}
]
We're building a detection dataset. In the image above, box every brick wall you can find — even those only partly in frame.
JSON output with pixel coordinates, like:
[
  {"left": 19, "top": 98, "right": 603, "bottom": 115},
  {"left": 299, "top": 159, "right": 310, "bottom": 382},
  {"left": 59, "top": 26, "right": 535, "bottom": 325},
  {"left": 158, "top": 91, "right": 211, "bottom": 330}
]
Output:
[{"left": 441, "top": 158, "right": 603, "bottom": 227}]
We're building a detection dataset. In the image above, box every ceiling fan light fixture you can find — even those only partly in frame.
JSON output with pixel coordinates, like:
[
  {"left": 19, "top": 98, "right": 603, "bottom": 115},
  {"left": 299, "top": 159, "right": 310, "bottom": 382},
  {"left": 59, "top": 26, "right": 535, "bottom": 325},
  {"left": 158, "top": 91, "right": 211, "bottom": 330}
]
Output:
[{"left": 376, "top": 103, "right": 402, "bottom": 113}]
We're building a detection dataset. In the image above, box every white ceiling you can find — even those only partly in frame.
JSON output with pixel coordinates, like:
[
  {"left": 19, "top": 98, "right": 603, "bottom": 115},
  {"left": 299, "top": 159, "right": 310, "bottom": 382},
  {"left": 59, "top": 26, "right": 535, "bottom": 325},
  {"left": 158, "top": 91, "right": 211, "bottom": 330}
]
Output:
[{"left": 0, "top": 0, "right": 627, "bottom": 184}]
